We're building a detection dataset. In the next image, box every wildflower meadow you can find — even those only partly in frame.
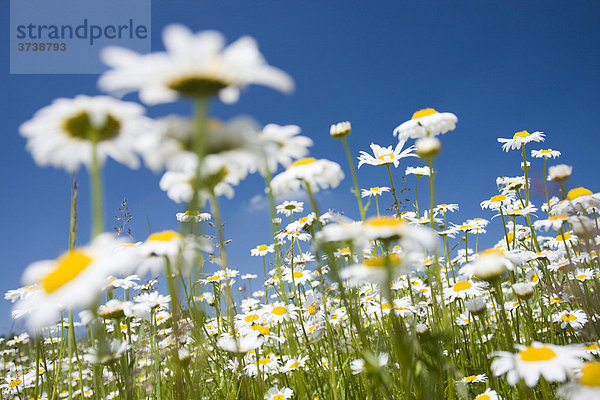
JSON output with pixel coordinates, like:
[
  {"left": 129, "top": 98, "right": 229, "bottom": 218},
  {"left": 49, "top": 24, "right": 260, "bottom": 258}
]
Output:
[{"left": 3, "top": 12, "right": 600, "bottom": 400}]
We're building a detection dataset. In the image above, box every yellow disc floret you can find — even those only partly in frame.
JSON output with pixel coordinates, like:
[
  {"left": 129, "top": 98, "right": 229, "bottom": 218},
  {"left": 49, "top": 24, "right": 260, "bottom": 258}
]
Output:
[
  {"left": 43, "top": 250, "right": 93, "bottom": 293},
  {"left": 518, "top": 346, "right": 557, "bottom": 362},
  {"left": 567, "top": 187, "right": 593, "bottom": 200},
  {"left": 411, "top": 108, "right": 438, "bottom": 120}
]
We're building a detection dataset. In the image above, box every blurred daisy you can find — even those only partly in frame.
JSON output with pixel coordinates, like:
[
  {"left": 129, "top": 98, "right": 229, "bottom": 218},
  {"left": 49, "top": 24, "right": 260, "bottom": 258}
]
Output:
[
  {"left": 357, "top": 141, "right": 416, "bottom": 169},
  {"left": 361, "top": 186, "right": 390, "bottom": 197},
  {"left": 491, "top": 342, "right": 590, "bottom": 387},
  {"left": 405, "top": 166, "right": 431, "bottom": 176},
  {"left": 100, "top": 24, "right": 294, "bottom": 105},
  {"left": 497, "top": 130, "right": 545, "bottom": 152},
  {"left": 559, "top": 361, "right": 600, "bottom": 400},
  {"left": 444, "top": 280, "right": 487, "bottom": 302},
  {"left": 474, "top": 388, "right": 501, "bottom": 400},
  {"left": 553, "top": 187, "right": 600, "bottom": 215},
  {"left": 393, "top": 108, "right": 458, "bottom": 140},
  {"left": 262, "top": 302, "right": 298, "bottom": 324},
  {"left": 270, "top": 157, "right": 344, "bottom": 195},
  {"left": 14, "top": 234, "right": 136, "bottom": 329},
  {"left": 260, "top": 124, "right": 313, "bottom": 172},
  {"left": 176, "top": 210, "right": 212, "bottom": 223},
  {"left": 20, "top": 95, "right": 149, "bottom": 172}
]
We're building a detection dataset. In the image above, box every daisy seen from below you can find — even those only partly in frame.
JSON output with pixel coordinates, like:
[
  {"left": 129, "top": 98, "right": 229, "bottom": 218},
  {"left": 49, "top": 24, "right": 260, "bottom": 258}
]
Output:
[
  {"left": 491, "top": 342, "right": 590, "bottom": 387},
  {"left": 13, "top": 234, "right": 137, "bottom": 330},
  {"left": 99, "top": 24, "right": 294, "bottom": 105},
  {"left": 393, "top": 108, "right": 457, "bottom": 141},
  {"left": 176, "top": 210, "right": 212, "bottom": 223},
  {"left": 405, "top": 166, "right": 431, "bottom": 176},
  {"left": 270, "top": 157, "right": 344, "bottom": 196},
  {"left": 20, "top": 95, "right": 149, "bottom": 172},
  {"left": 531, "top": 149, "right": 561, "bottom": 159},
  {"left": 497, "top": 130, "right": 545, "bottom": 152},
  {"left": 251, "top": 244, "right": 275, "bottom": 257},
  {"left": 259, "top": 124, "right": 313, "bottom": 172},
  {"left": 276, "top": 200, "right": 304, "bottom": 217},
  {"left": 357, "top": 141, "right": 416, "bottom": 169},
  {"left": 361, "top": 186, "right": 390, "bottom": 197}
]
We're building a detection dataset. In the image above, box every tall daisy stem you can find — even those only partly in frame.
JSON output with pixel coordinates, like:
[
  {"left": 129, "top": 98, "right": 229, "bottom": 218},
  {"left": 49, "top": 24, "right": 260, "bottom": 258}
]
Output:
[
  {"left": 341, "top": 137, "right": 366, "bottom": 220},
  {"left": 386, "top": 164, "right": 401, "bottom": 217},
  {"left": 89, "top": 139, "right": 104, "bottom": 238}
]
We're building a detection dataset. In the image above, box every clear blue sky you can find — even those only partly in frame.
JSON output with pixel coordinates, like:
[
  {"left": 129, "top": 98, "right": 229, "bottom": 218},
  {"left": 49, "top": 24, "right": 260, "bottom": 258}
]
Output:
[{"left": 2, "top": 1, "right": 599, "bottom": 333}]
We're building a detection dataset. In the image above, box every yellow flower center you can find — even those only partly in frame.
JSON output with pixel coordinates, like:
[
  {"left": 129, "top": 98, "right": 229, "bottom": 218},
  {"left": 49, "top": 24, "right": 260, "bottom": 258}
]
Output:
[
  {"left": 381, "top": 302, "right": 392, "bottom": 310},
  {"left": 513, "top": 130, "right": 530, "bottom": 139},
  {"left": 244, "top": 314, "right": 260, "bottom": 323},
  {"left": 490, "top": 194, "right": 506, "bottom": 202},
  {"left": 474, "top": 395, "right": 490, "bottom": 400},
  {"left": 293, "top": 271, "right": 304, "bottom": 278},
  {"left": 8, "top": 379, "right": 22, "bottom": 388},
  {"left": 289, "top": 361, "right": 302, "bottom": 369},
  {"left": 561, "top": 313, "right": 577, "bottom": 322},
  {"left": 481, "top": 248, "right": 504, "bottom": 256},
  {"left": 257, "top": 245, "right": 269, "bottom": 251},
  {"left": 184, "top": 210, "right": 200, "bottom": 216},
  {"left": 585, "top": 343, "right": 599, "bottom": 351},
  {"left": 288, "top": 157, "right": 316, "bottom": 169},
  {"left": 271, "top": 306, "right": 287, "bottom": 315},
  {"left": 453, "top": 281, "right": 472, "bottom": 292},
  {"left": 540, "top": 149, "right": 553, "bottom": 154},
  {"left": 147, "top": 230, "right": 182, "bottom": 242},
  {"left": 251, "top": 324, "right": 270, "bottom": 335},
  {"left": 411, "top": 108, "right": 438, "bottom": 120},
  {"left": 364, "top": 254, "right": 401, "bottom": 268},
  {"left": 519, "top": 346, "right": 557, "bottom": 362},
  {"left": 206, "top": 275, "right": 220, "bottom": 282},
  {"left": 376, "top": 153, "right": 394, "bottom": 163},
  {"left": 548, "top": 215, "right": 568, "bottom": 220},
  {"left": 556, "top": 233, "right": 571, "bottom": 241},
  {"left": 273, "top": 395, "right": 285, "bottom": 400},
  {"left": 366, "top": 216, "right": 404, "bottom": 228},
  {"left": 258, "top": 358, "right": 272, "bottom": 365},
  {"left": 299, "top": 216, "right": 309, "bottom": 223},
  {"left": 43, "top": 250, "right": 93, "bottom": 293},
  {"left": 464, "top": 375, "right": 478, "bottom": 382},
  {"left": 580, "top": 362, "right": 600, "bottom": 387},
  {"left": 577, "top": 274, "right": 589, "bottom": 280},
  {"left": 567, "top": 187, "right": 593, "bottom": 200},
  {"left": 308, "top": 302, "right": 320, "bottom": 315},
  {"left": 370, "top": 187, "right": 380, "bottom": 191}
]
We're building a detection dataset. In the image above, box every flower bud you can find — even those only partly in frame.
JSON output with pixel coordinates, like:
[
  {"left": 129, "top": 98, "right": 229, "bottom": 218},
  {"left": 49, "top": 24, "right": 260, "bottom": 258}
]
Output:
[
  {"left": 330, "top": 121, "right": 351, "bottom": 138},
  {"left": 465, "top": 297, "right": 487, "bottom": 315},
  {"left": 512, "top": 282, "right": 534, "bottom": 300},
  {"left": 548, "top": 164, "right": 572, "bottom": 182},
  {"left": 473, "top": 254, "right": 507, "bottom": 282},
  {"left": 415, "top": 137, "right": 441, "bottom": 159}
]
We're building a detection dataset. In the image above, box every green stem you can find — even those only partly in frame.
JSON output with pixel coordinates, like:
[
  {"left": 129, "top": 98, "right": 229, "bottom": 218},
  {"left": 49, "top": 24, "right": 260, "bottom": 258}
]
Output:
[
  {"left": 89, "top": 138, "right": 104, "bottom": 237},
  {"left": 341, "top": 137, "right": 366, "bottom": 221},
  {"left": 386, "top": 164, "right": 401, "bottom": 217}
]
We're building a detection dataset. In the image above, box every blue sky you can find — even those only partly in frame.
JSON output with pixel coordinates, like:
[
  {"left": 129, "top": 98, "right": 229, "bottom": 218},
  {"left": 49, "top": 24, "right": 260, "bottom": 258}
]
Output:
[{"left": 1, "top": 1, "right": 599, "bottom": 333}]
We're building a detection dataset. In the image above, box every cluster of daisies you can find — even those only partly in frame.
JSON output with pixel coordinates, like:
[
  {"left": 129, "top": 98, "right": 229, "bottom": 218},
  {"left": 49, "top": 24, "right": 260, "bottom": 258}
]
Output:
[{"left": 2, "top": 23, "right": 600, "bottom": 400}]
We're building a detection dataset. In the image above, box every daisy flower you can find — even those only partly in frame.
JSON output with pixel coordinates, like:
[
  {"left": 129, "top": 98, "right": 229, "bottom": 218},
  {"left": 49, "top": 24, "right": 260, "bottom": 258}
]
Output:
[
  {"left": 474, "top": 388, "right": 501, "bottom": 400},
  {"left": 405, "top": 166, "right": 431, "bottom": 176},
  {"left": 176, "top": 210, "right": 212, "bottom": 223},
  {"left": 533, "top": 214, "right": 569, "bottom": 231},
  {"left": 361, "top": 186, "right": 391, "bottom": 197},
  {"left": 217, "top": 332, "right": 264, "bottom": 353},
  {"left": 553, "top": 187, "right": 600, "bottom": 214},
  {"left": 532, "top": 149, "right": 561, "bottom": 159},
  {"left": 251, "top": 244, "right": 275, "bottom": 257},
  {"left": 443, "top": 280, "right": 487, "bottom": 302},
  {"left": 262, "top": 302, "right": 298, "bottom": 324},
  {"left": 264, "top": 386, "right": 293, "bottom": 400},
  {"left": 270, "top": 157, "right": 344, "bottom": 195},
  {"left": 553, "top": 309, "right": 588, "bottom": 330},
  {"left": 393, "top": 108, "right": 458, "bottom": 140},
  {"left": 558, "top": 361, "right": 600, "bottom": 400},
  {"left": 276, "top": 201, "right": 304, "bottom": 216},
  {"left": 280, "top": 356, "right": 309, "bottom": 373},
  {"left": 497, "top": 130, "right": 545, "bottom": 152},
  {"left": 260, "top": 124, "right": 313, "bottom": 172},
  {"left": 20, "top": 95, "right": 149, "bottom": 172},
  {"left": 480, "top": 194, "right": 514, "bottom": 210},
  {"left": 435, "top": 203, "right": 459, "bottom": 213},
  {"left": 491, "top": 342, "right": 590, "bottom": 387},
  {"left": 137, "top": 230, "right": 207, "bottom": 276},
  {"left": 460, "top": 373, "right": 487, "bottom": 384},
  {"left": 99, "top": 24, "right": 294, "bottom": 105},
  {"left": 357, "top": 141, "right": 416, "bottom": 169},
  {"left": 548, "top": 164, "right": 573, "bottom": 182},
  {"left": 14, "top": 234, "right": 136, "bottom": 329}
]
